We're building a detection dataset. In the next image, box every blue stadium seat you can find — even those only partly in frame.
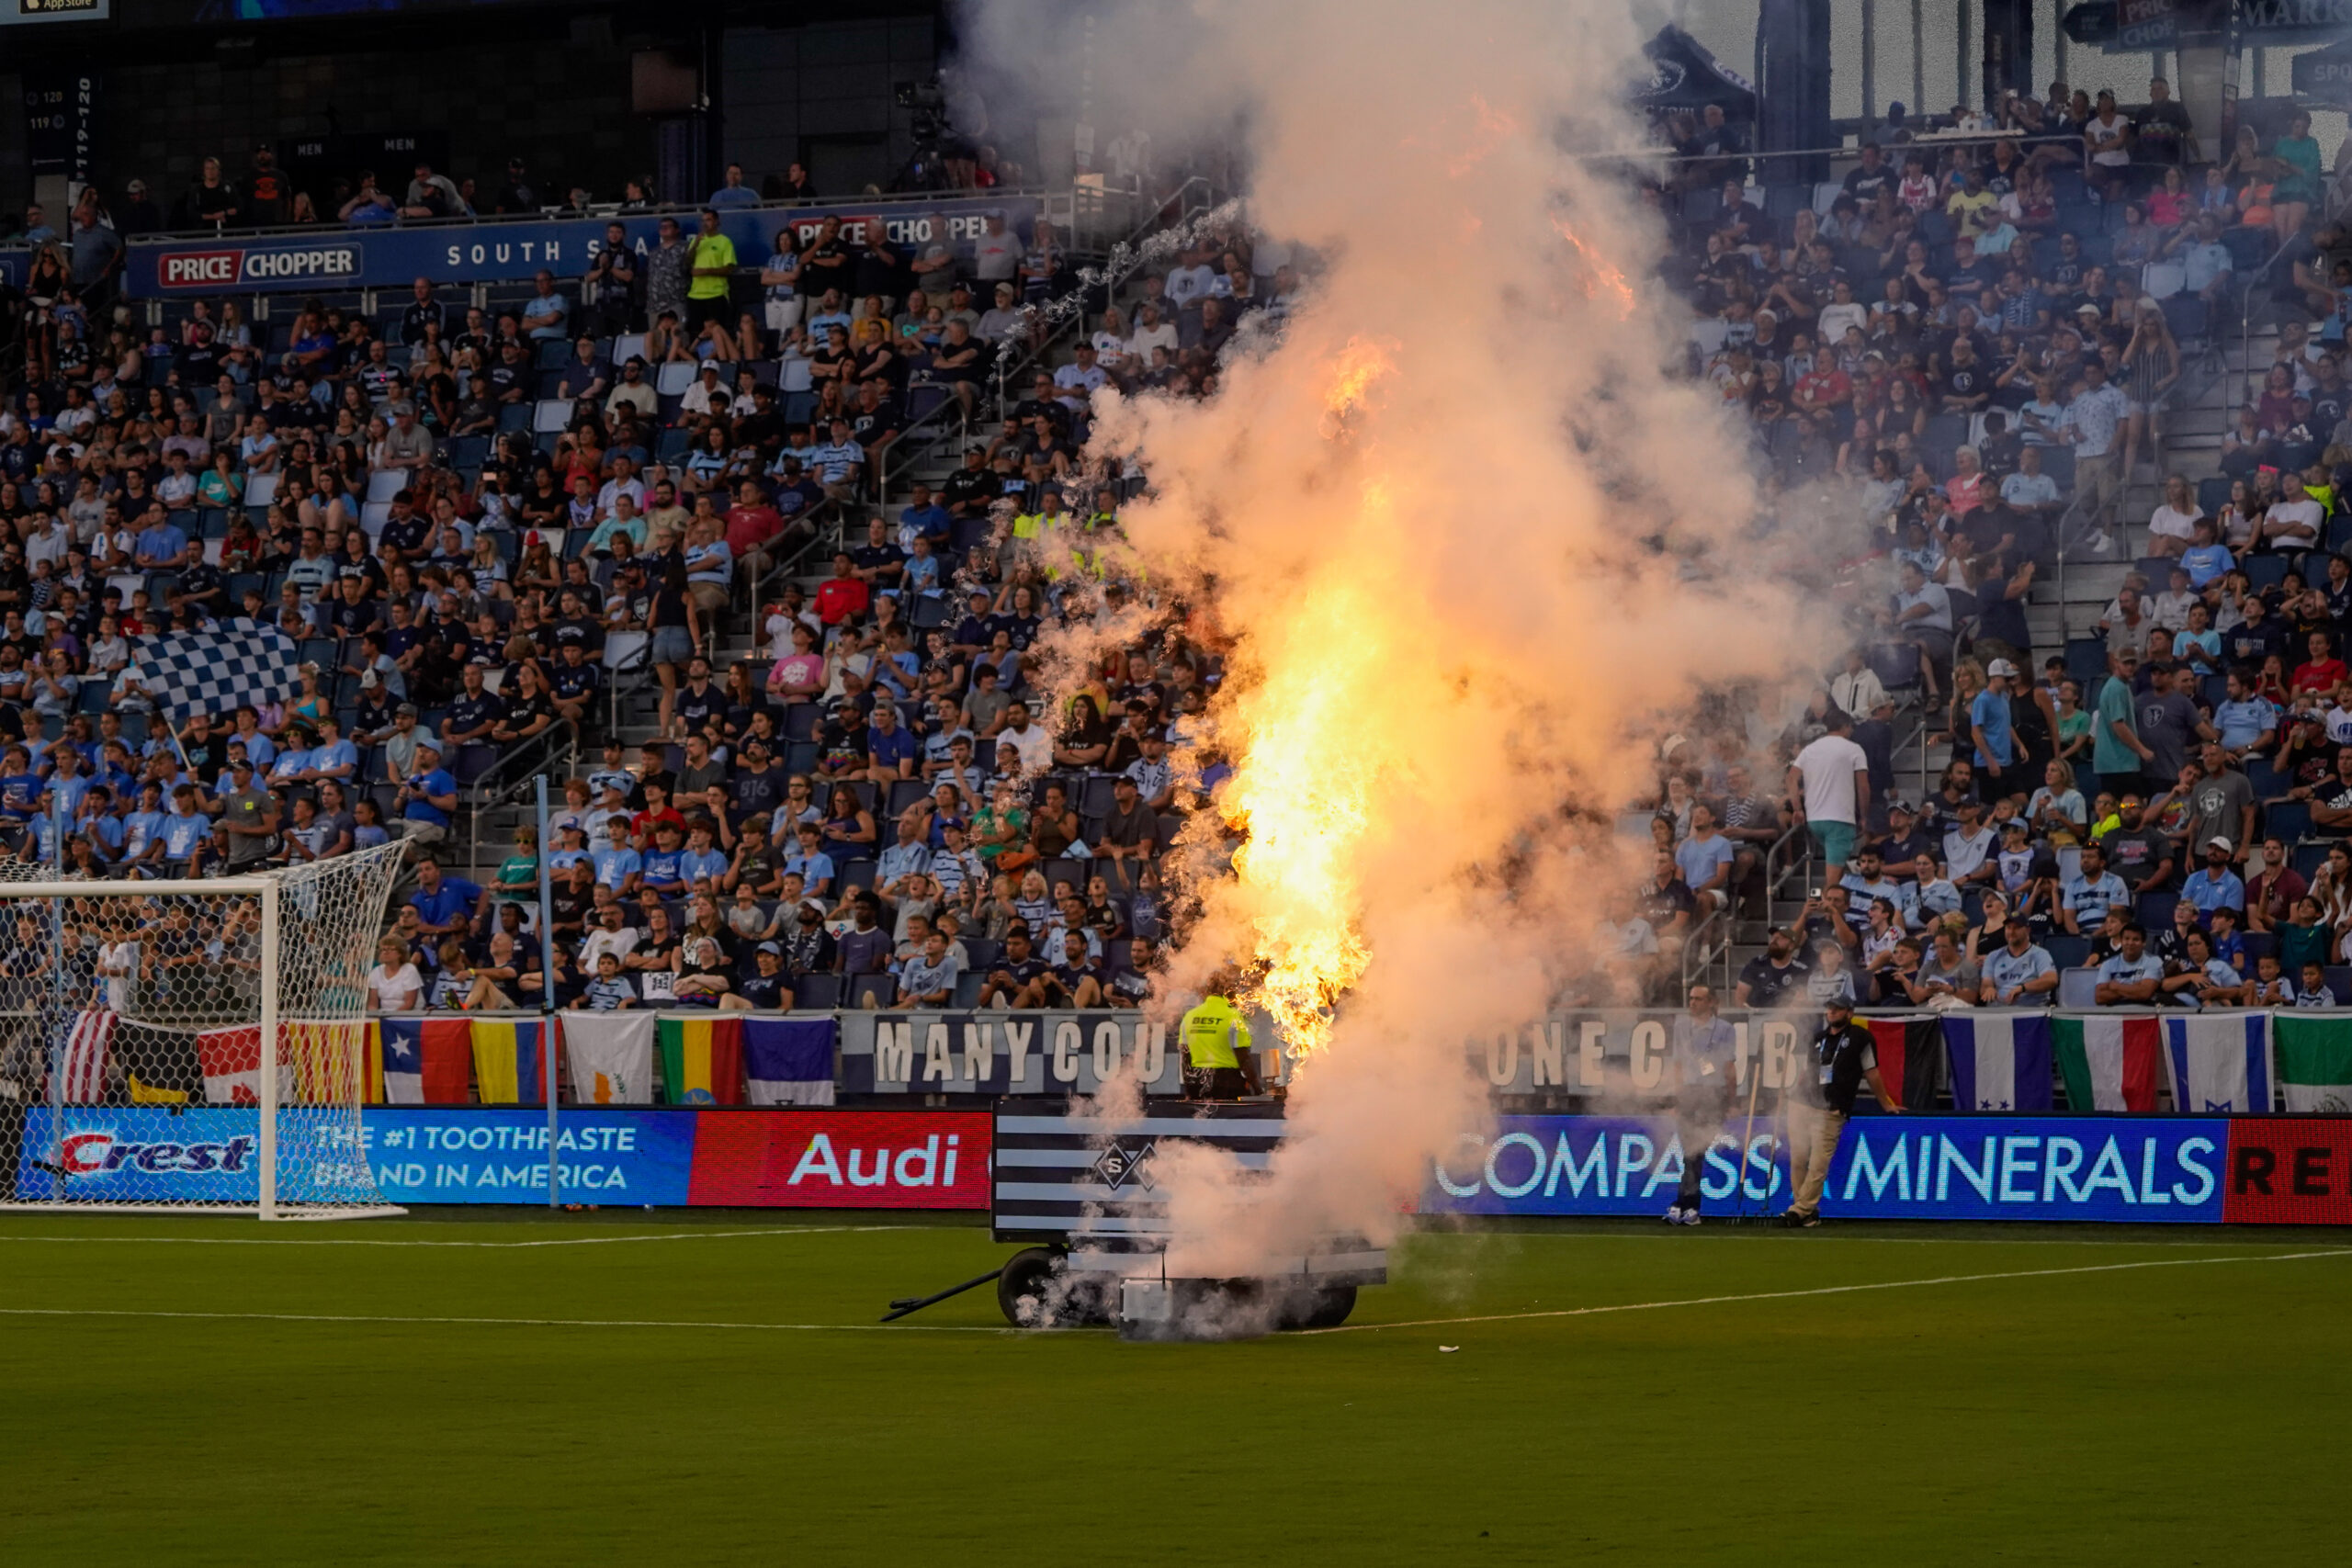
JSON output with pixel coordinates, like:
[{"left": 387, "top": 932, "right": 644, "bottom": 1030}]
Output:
[
  {"left": 2038, "top": 445, "right": 2075, "bottom": 491},
  {"left": 2160, "top": 295, "right": 2207, "bottom": 343},
  {"left": 2044, "top": 935, "right": 2091, "bottom": 969},
  {"left": 2138, "top": 891, "right": 2180, "bottom": 930},
  {"left": 845, "top": 972, "right": 892, "bottom": 1010},
  {"left": 2245, "top": 554, "right": 2290, "bottom": 590},
  {"left": 2198, "top": 476, "right": 2233, "bottom": 514},
  {"left": 2064, "top": 637, "right": 2109, "bottom": 682},
  {"left": 2264, "top": 800, "right": 2312, "bottom": 843},
  {"left": 952, "top": 972, "right": 988, "bottom": 1008},
  {"left": 794, "top": 973, "right": 841, "bottom": 1010},
  {"left": 2056, "top": 968, "right": 2100, "bottom": 1009}
]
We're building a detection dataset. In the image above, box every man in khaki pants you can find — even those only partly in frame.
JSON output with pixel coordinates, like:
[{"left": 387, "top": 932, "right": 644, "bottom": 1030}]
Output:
[{"left": 1784, "top": 996, "right": 1898, "bottom": 1227}]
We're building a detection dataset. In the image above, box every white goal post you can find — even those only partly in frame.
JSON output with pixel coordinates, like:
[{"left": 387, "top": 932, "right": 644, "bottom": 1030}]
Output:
[{"left": 0, "top": 840, "right": 409, "bottom": 1221}]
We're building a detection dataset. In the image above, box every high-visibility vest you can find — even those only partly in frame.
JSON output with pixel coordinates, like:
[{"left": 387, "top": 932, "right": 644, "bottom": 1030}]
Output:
[{"left": 1180, "top": 996, "right": 1250, "bottom": 1069}]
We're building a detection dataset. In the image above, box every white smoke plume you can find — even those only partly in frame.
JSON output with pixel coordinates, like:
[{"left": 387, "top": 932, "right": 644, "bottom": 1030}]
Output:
[{"left": 956, "top": 0, "right": 1819, "bottom": 1275}]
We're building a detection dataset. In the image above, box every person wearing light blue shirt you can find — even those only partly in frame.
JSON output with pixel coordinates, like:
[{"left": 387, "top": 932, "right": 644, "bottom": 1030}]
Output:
[
  {"left": 2183, "top": 843, "right": 2245, "bottom": 917},
  {"left": 707, "top": 164, "right": 761, "bottom": 209},
  {"left": 2094, "top": 930, "right": 2166, "bottom": 1004},
  {"left": 2061, "top": 844, "right": 2132, "bottom": 932},
  {"left": 2214, "top": 676, "right": 2279, "bottom": 758},
  {"left": 2178, "top": 531, "right": 2233, "bottom": 590},
  {"left": 590, "top": 820, "right": 642, "bottom": 892},
  {"left": 1971, "top": 662, "right": 2018, "bottom": 773},
  {"left": 1979, "top": 919, "right": 2058, "bottom": 1003}
]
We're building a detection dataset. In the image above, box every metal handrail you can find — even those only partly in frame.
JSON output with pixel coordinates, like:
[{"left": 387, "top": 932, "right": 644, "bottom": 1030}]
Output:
[
  {"left": 876, "top": 175, "right": 1223, "bottom": 510},
  {"left": 2226, "top": 237, "right": 2308, "bottom": 448},
  {"left": 45, "top": 186, "right": 1058, "bottom": 253}
]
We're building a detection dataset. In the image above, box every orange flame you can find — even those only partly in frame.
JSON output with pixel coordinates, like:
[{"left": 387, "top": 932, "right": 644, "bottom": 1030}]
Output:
[{"left": 1552, "top": 214, "right": 1635, "bottom": 318}]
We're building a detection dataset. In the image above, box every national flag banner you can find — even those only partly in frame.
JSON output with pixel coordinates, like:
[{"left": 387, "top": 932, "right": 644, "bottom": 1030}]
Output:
[
  {"left": 470, "top": 1017, "right": 553, "bottom": 1105},
  {"left": 562, "top": 1010, "right": 655, "bottom": 1105},
  {"left": 657, "top": 1014, "right": 744, "bottom": 1106},
  {"left": 1861, "top": 1017, "right": 1942, "bottom": 1111},
  {"left": 1940, "top": 1012, "right": 2055, "bottom": 1111},
  {"left": 2162, "top": 1013, "right": 2273, "bottom": 1114},
  {"left": 743, "top": 1017, "right": 838, "bottom": 1106},
  {"left": 2052, "top": 1015, "right": 2161, "bottom": 1111},
  {"left": 128, "top": 626, "right": 300, "bottom": 722},
  {"left": 120, "top": 1021, "right": 206, "bottom": 1105},
  {"left": 362, "top": 1021, "right": 384, "bottom": 1105},
  {"left": 2274, "top": 1013, "right": 2352, "bottom": 1113},
  {"left": 198, "top": 1024, "right": 263, "bottom": 1105},
  {"left": 379, "top": 1018, "right": 474, "bottom": 1105},
  {"left": 288, "top": 1021, "right": 368, "bottom": 1105},
  {"left": 55, "top": 1010, "right": 117, "bottom": 1104}
]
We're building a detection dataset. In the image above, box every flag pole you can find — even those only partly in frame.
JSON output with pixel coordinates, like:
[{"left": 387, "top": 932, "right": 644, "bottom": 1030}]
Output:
[
  {"left": 537, "top": 775, "right": 559, "bottom": 1210},
  {"left": 44, "top": 786, "right": 66, "bottom": 1201}
]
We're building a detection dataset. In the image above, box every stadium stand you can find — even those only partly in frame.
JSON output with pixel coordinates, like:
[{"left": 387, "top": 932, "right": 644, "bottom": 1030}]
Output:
[{"left": 1, "top": 74, "right": 2350, "bottom": 1044}]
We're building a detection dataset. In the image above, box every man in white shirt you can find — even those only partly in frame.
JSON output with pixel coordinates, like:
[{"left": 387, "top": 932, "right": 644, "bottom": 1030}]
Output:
[
  {"left": 994, "top": 699, "right": 1052, "bottom": 776},
  {"left": 1127, "top": 301, "right": 1180, "bottom": 361},
  {"left": 970, "top": 212, "right": 1022, "bottom": 288},
  {"left": 595, "top": 456, "right": 648, "bottom": 520},
  {"left": 1941, "top": 800, "right": 1998, "bottom": 888},
  {"left": 1166, "top": 243, "right": 1217, "bottom": 307},
  {"left": 1788, "top": 711, "right": 1871, "bottom": 883},
  {"left": 2264, "top": 471, "right": 2325, "bottom": 551}
]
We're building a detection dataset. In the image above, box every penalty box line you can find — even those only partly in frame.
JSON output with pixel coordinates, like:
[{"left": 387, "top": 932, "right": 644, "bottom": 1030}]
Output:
[
  {"left": 0, "top": 1225, "right": 910, "bottom": 1248},
  {"left": 1308, "top": 1247, "right": 2352, "bottom": 1335}
]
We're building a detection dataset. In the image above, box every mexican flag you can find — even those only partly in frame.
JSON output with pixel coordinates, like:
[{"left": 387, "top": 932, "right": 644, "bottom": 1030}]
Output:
[
  {"left": 2051, "top": 1015, "right": 2160, "bottom": 1112},
  {"left": 2274, "top": 1013, "right": 2352, "bottom": 1113}
]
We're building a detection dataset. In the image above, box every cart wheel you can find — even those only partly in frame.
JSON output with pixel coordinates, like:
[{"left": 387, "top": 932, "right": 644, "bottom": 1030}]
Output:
[
  {"left": 1302, "top": 1286, "right": 1357, "bottom": 1330},
  {"left": 997, "top": 1247, "right": 1060, "bottom": 1325}
]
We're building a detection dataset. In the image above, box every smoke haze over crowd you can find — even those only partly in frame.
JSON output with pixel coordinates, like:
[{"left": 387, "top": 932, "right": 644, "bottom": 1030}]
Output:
[{"left": 959, "top": 0, "right": 1819, "bottom": 1270}]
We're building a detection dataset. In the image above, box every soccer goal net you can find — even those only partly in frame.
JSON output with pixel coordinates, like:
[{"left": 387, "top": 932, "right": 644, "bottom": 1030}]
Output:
[{"left": 0, "top": 839, "right": 409, "bottom": 1219}]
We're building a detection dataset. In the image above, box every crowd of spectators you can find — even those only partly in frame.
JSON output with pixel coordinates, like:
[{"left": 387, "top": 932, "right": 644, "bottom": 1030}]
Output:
[{"left": 1612, "top": 82, "right": 2352, "bottom": 1014}]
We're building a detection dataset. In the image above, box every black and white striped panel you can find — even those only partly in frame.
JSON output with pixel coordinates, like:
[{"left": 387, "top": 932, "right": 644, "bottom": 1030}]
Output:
[{"left": 990, "top": 1100, "right": 1286, "bottom": 1246}]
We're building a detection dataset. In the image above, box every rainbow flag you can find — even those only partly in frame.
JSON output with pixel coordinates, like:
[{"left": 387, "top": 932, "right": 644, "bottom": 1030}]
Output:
[
  {"left": 657, "top": 1015, "right": 743, "bottom": 1106},
  {"left": 470, "top": 1017, "right": 553, "bottom": 1105}
]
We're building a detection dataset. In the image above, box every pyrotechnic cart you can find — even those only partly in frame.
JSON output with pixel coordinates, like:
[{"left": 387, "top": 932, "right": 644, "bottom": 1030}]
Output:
[{"left": 883, "top": 1100, "right": 1386, "bottom": 1339}]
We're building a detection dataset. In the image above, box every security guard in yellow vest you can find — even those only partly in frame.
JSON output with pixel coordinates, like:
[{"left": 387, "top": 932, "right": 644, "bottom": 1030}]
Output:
[{"left": 1179, "top": 986, "right": 1261, "bottom": 1100}]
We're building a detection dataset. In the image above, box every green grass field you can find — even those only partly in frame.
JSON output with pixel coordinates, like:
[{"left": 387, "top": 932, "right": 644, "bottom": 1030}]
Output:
[{"left": 2, "top": 1210, "right": 2345, "bottom": 1563}]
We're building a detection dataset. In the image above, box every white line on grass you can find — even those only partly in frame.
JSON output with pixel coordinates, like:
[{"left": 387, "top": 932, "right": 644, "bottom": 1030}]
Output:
[
  {"left": 1407, "top": 1230, "right": 2325, "bottom": 1249},
  {"left": 0, "top": 1225, "right": 910, "bottom": 1248},
  {"left": 1309, "top": 1247, "right": 2352, "bottom": 1335},
  {"left": 0, "top": 1306, "right": 1035, "bottom": 1335}
]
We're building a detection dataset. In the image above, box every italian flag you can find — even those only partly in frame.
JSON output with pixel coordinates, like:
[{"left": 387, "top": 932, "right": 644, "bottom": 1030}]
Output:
[
  {"left": 2274, "top": 1013, "right": 2352, "bottom": 1113},
  {"left": 2051, "top": 1015, "right": 2160, "bottom": 1112}
]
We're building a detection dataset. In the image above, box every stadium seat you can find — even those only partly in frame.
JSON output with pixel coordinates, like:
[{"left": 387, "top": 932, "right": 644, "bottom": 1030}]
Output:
[
  {"left": 366, "top": 468, "right": 406, "bottom": 503},
  {"left": 533, "top": 400, "right": 572, "bottom": 434},
  {"left": 2141, "top": 263, "right": 2185, "bottom": 300},
  {"left": 2245, "top": 554, "right": 2290, "bottom": 591},
  {"left": 794, "top": 973, "right": 840, "bottom": 1010},
  {"left": 2263, "top": 800, "right": 2312, "bottom": 843},
  {"left": 245, "top": 471, "right": 280, "bottom": 508},
  {"left": 656, "top": 362, "right": 695, "bottom": 396},
  {"left": 2198, "top": 476, "right": 2233, "bottom": 514},
  {"left": 845, "top": 973, "right": 892, "bottom": 1010},
  {"left": 2064, "top": 637, "right": 2109, "bottom": 682},
  {"left": 2137, "top": 891, "right": 2179, "bottom": 930},
  {"left": 2056, "top": 968, "right": 2100, "bottom": 1009}
]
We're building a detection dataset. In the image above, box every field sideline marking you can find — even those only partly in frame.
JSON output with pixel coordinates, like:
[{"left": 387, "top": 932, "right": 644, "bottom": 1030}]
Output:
[
  {"left": 1310, "top": 1247, "right": 2352, "bottom": 1335},
  {"left": 0, "top": 1305, "right": 1036, "bottom": 1335},
  {"left": 0, "top": 1226, "right": 909, "bottom": 1249}
]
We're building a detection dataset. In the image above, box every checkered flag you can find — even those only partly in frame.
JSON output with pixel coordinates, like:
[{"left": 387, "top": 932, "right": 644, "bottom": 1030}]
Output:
[{"left": 128, "top": 628, "right": 303, "bottom": 723}]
